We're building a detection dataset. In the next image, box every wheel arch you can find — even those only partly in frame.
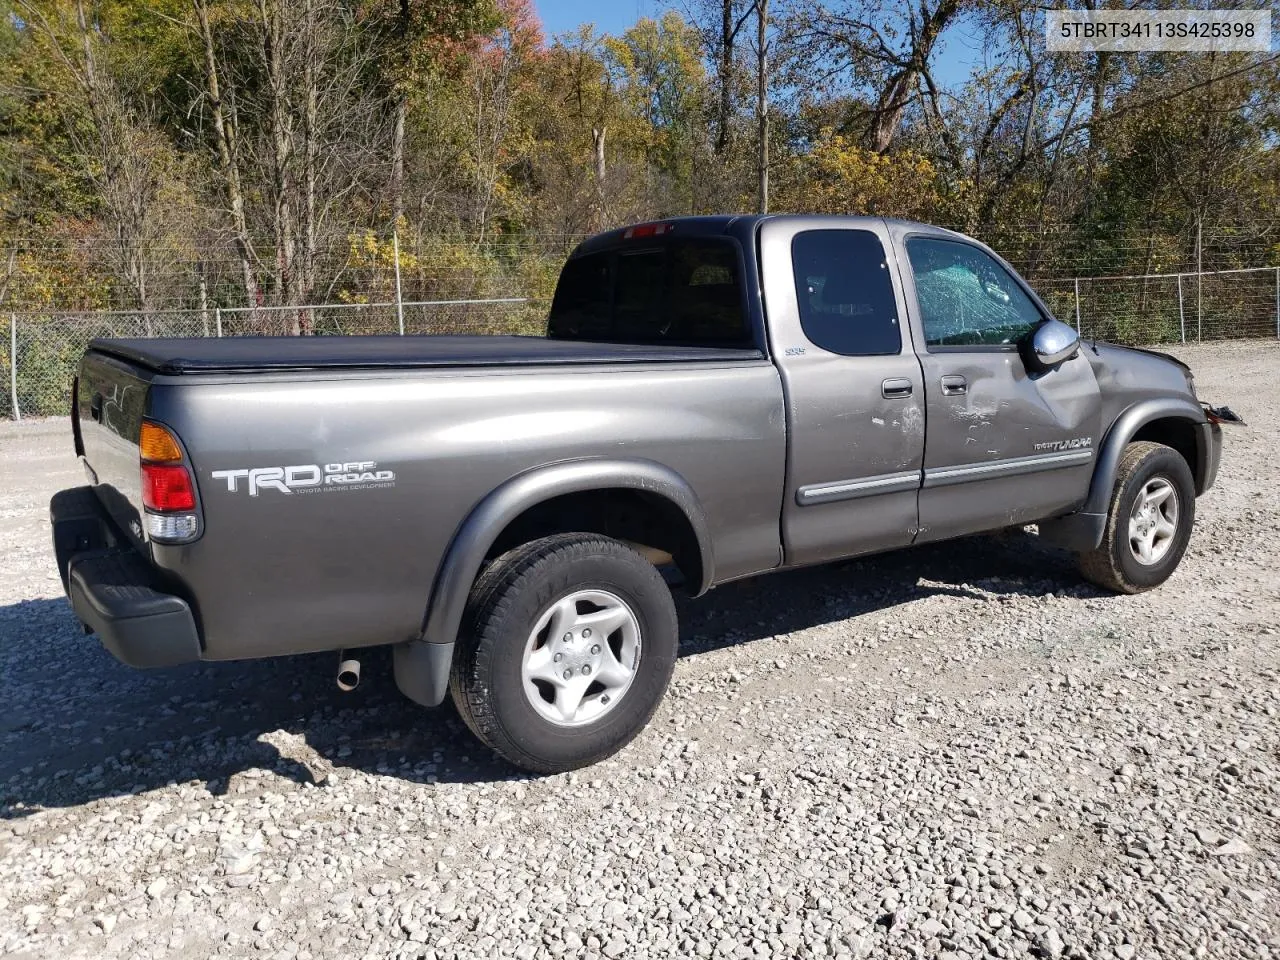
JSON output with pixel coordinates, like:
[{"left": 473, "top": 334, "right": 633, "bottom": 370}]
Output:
[
  {"left": 1041, "top": 397, "right": 1208, "bottom": 552},
  {"left": 419, "top": 458, "right": 714, "bottom": 650},
  {"left": 1085, "top": 398, "right": 1208, "bottom": 516}
]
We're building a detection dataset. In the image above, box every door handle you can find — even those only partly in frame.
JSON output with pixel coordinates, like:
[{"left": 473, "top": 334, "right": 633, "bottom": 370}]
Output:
[
  {"left": 940, "top": 375, "right": 968, "bottom": 396},
  {"left": 881, "top": 378, "right": 913, "bottom": 399}
]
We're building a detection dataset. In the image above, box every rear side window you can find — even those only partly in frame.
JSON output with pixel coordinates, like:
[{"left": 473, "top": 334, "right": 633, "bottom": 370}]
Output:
[
  {"left": 548, "top": 239, "right": 749, "bottom": 347},
  {"left": 549, "top": 255, "right": 611, "bottom": 337},
  {"left": 791, "top": 230, "right": 901, "bottom": 356}
]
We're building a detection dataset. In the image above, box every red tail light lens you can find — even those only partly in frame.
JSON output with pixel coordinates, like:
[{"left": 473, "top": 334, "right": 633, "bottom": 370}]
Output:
[{"left": 141, "top": 463, "right": 196, "bottom": 512}]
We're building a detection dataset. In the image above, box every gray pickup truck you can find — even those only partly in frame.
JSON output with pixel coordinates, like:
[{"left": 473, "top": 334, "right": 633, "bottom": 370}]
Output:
[{"left": 52, "top": 215, "right": 1238, "bottom": 772}]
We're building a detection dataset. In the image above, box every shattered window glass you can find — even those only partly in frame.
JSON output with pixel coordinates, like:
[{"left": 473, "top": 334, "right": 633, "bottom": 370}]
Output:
[{"left": 907, "top": 238, "right": 1043, "bottom": 347}]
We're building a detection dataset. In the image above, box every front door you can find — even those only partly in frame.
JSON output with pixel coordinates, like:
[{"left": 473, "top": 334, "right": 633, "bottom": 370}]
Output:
[
  {"left": 760, "top": 219, "right": 926, "bottom": 566},
  {"left": 895, "top": 231, "right": 1102, "bottom": 543}
]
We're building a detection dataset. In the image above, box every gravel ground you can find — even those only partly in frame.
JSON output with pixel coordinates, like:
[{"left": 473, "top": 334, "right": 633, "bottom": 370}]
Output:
[{"left": 1, "top": 340, "right": 1278, "bottom": 960}]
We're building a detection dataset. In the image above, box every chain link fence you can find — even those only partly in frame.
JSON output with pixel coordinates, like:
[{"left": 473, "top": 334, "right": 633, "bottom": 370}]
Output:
[
  {"left": 3, "top": 263, "right": 1279, "bottom": 420},
  {"left": 2, "top": 298, "right": 549, "bottom": 419},
  {"left": 1036, "top": 265, "right": 1280, "bottom": 345}
]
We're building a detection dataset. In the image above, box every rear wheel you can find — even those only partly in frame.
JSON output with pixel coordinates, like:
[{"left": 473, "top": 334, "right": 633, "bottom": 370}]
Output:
[
  {"left": 1077, "top": 441, "right": 1196, "bottom": 594},
  {"left": 450, "top": 533, "right": 678, "bottom": 773}
]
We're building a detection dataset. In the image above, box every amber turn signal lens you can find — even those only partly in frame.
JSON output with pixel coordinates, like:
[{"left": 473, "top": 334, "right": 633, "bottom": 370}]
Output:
[{"left": 139, "top": 421, "right": 183, "bottom": 463}]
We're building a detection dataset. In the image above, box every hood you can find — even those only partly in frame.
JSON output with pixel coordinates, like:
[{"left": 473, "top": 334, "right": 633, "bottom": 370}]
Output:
[
  {"left": 1086, "top": 341, "right": 1196, "bottom": 400},
  {"left": 1108, "top": 343, "right": 1191, "bottom": 374}
]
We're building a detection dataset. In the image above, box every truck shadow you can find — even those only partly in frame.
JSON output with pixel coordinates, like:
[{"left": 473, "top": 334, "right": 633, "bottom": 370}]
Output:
[{"left": 1, "top": 529, "right": 1091, "bottom": 817}]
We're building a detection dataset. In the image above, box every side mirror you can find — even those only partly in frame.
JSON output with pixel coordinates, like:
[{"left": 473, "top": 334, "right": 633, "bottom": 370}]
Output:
[{"left": 1023, "top": 319, "right": 1080, "bottom": 372}]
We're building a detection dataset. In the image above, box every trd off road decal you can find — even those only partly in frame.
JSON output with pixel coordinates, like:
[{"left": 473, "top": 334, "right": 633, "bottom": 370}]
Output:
[{"left": 210, "top": 461, "right": 396, "bottom": 497}]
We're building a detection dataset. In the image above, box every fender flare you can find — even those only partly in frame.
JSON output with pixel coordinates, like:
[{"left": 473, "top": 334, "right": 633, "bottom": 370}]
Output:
[
  {"left": 419, "top": 458, "right": 715, "bottom": 648},
  {"left": 1083, "top": 396, "right": 1206, "bottom": 516},
  {"left": 1041, "top": 396, "right": 1206, "bottom": 551}
]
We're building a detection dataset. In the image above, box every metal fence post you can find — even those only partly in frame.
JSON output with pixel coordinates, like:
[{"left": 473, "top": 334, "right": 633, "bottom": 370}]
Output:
[
  {"left": 215, "top": 306, "right": 223, "bottom": 338},
  {"left": 1196, "top": 270, "right": 1202, "bottom": 343},
  {"left": 8, "top": 313, "right": 19, "bottom": 421},
  {"left": 1073, "top": 278, "right": 1081, "bottom": 333},
  {"left": 1176, "top": 274, "right": 1186, "bottom": 344},
  {"left": 1275, "top": 266, "right": 1279, "bottom": 341},
  {"left": 393, "top": 230, "right": 405, "bottom": 336}
]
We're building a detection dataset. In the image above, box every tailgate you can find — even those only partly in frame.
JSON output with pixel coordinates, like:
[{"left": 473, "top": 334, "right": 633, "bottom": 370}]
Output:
[{"left": 76, "top": 350, "right": 152, "bottom": 551}]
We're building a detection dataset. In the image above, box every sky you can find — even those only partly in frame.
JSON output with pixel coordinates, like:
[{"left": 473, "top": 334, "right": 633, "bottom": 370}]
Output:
[{"left": 532, "top": 0, "right": 985, "bottom": 89}]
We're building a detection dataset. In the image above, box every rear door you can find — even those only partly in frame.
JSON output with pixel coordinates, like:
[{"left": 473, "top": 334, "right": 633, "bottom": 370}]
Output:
[
  {"left": 761, "top": 218, "right": 925, "bottom": 565},
  {"left": 893, "top": 230, "right": 1102, "bottom": 541}
]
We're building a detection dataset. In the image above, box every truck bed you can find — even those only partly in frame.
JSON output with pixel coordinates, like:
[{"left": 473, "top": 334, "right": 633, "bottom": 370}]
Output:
[{"left": 88, "top": 335, "right": 765, "bottom": 375}]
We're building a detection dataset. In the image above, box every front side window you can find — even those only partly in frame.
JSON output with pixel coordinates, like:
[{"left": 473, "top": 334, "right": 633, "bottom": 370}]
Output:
[
  {"left": 906, "top": 238, "right": 1043, "bottom": 347},
  {"left": 791, "top": 230, "right": 901, "bottom": 356}
]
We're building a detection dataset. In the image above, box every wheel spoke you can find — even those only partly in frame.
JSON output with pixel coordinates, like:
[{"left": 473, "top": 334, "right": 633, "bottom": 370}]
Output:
[
  {"left": 546, "top": 597, "right": 577, "bottom": 641},
  {"left": 1135, "top": 532, "right": 1154, "bottom": 563},
  {"left": 525, "top": 646, "right": 560, "bottom": 684},
  {"left": 553, "top": 675, "right": 591, "bottom": 722},
  {"left": 1145, "top": 483, "right": 1173, "bottom": 508},
  {"left": 595, "top": 645, "right": 635, "bottom": 687},
  {"left": 1154, "top": 516, "right": 1177, "bottom": 540},
  {"left": 574, "top": 603, "right": 631, "bottom": 638}
]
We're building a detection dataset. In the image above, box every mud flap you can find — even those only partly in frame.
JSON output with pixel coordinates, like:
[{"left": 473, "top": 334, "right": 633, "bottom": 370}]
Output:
[
  {"left": 393, "top": 640, "right": 455, "bottom": 707},
  {"left": 1038, "top": 512, "right": 1107, "bottom": 551}
]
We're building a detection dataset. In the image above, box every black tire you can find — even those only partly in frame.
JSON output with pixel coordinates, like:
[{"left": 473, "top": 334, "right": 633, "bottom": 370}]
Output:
[
  {"left": 449, "top": 533, "right": 678, "bottom": 774},
  {"left": 1077, "top": 440, "right": 1196, "bottom": 594}
]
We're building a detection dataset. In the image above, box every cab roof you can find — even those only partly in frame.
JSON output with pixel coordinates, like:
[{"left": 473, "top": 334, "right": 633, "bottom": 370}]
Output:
[{"left": 570, "top": 214, "right": 968, "bottom": 258}]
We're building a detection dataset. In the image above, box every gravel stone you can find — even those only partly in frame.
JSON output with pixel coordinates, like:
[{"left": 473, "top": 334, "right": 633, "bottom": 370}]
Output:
[
  {"left": 1210, "top": 838, "right": 1254, "bottom": 857},
  {"left": 918, "top": 918, "right": 944, "bottom": 938}
]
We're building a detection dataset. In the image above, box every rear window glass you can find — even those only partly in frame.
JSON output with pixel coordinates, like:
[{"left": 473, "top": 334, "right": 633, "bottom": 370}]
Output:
[{"left": 548, "top": 238, "right": 749, "bottom": 347}]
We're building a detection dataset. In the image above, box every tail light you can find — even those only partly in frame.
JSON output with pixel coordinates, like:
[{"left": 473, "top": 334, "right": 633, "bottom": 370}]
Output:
[
  {"left": 139, "top": 421, "right": 200, "bottom": 543},
  {"left": 140, "top": 421, "right": 184, "bottom": 462},
  {"left": 141, "top": 464, "right": 196, "bottom": 511}
]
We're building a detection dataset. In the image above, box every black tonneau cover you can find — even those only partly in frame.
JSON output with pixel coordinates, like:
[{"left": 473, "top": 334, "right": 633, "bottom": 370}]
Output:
[{"left": 89, "top": 335, "right": 764, "bottom": 375}]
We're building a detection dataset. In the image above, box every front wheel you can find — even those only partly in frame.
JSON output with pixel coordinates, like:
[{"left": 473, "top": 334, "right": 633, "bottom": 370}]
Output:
[
  {"left": 450, "top": 533, "right": 678, "bottom": 774},
  {"left": 1077, "top": 440, "right": 1196, "bottom": 594}
]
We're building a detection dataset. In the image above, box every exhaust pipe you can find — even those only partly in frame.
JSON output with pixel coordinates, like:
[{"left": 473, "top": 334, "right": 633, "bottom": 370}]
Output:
[{"left": 336, "top": 653, "right": 361, "bottom": 692}]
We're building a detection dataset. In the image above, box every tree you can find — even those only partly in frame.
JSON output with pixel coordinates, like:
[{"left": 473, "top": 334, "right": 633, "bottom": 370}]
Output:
[
  {"left": 786, "top": 0, "right": 967, "bottom": 153},
  {"left": 373, "top": 0, "right": 501, "bottom": 228},
  {"left": 186, "top": 0, "right": 392, "bottom": 323},
  {"left": 14, "top": 0, "right": 188, "bottom": 320},
  {"left": 192, "top": 0, "right": 257, "bottom": 307},
  {"left": 0, "top": 0, "right": 1276, "bottom": 333},
  {"left": 774, "top": 131, "right": 944, "bottom": 217},
  {"left": 755, "top": 0, "right": 768, "bottom": 211},
  {"left": 606, "top": 11, "right": 709, "bottom": 214}
]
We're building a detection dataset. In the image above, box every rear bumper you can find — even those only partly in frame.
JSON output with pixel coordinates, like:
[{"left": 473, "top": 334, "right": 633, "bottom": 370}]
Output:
[{"left": 51, "top": 486, "right": 201, "bottom": 668}]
